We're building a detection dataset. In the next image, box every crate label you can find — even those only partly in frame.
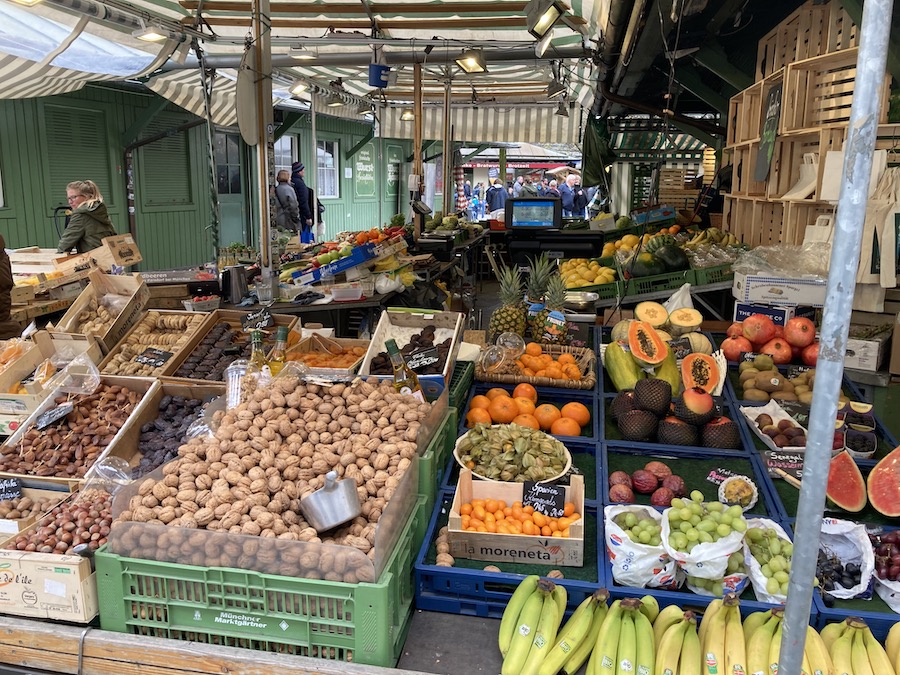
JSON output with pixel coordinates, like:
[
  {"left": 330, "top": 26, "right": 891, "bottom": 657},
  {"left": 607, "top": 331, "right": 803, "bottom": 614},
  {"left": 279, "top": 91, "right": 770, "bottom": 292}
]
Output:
[
  {"left": 135, "top": 348, "right": 174, "bottom": 369},
  {"left": 706, "top": 468, "right": 741, "bottom": 486},
  {"left": 523, "top": 481, "right": 565, "bottom": 518},
  {"left": 241, "top": 307, "right": 274, "bottom": 331},
  {"left": 407, "top": 347, "right": 440, "bottom": 372},
  {"left": 0, "top": 478, "right": 22, "bottom": 501},
  {"left": 763, "top": 450, "right": 804, "bottom": 480},
  {"left": 668, "top": 337, "right": 693, "bottom": 360},
  {"left": 209, "top": 611, "right": 270, "bottom": 629},
  {"left": 34, "top": 402, "right": 74, "bottom": 431}
]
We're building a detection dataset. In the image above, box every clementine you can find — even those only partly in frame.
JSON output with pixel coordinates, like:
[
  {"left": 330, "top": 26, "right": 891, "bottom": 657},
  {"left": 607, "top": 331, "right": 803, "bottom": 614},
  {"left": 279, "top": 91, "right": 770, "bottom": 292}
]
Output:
[
  {"left": 550, "top": 417, "right": 582, "bottom": 436},
  {"left": 470, "top": 395, "right": 491, "bottom": 410},
  {"left": 513, "top": 382, "right": 538, "bottom": 402},
  {"left": 513, "top": 397, "right": 536, "bottom": 416},
  {"left": 562, "top": 363, "right": 582, "bottom": 379},
  {"left": 488, "top": 396, "right": 518, "bottom": 424},
  {"left": 534, "top": 404, "right": 562, "bottom": 430},
  {"left": 525, "top": 342, "right": 543, "bottom": 357},
  {"left": 465, "top": 408, "right": 492, "bottom": 427},
  {"left": 485, "top": 387, "right": 511, "bottom": 400},
  {"left": 558, "top": 353, "right": 576, "bottom": 365},
  {"left": 560, "top": 402, "right": 591, "bottom": 427},
  {"left": 511, "top": 414, "right": 540, "bottom": 430}
]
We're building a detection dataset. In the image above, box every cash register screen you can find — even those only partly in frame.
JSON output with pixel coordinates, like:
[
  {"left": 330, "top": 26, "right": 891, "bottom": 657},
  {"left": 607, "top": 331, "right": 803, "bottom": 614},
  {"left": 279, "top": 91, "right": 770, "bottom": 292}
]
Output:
[{"left": 506, "top": 198, "right": 561, "bottom": 229}]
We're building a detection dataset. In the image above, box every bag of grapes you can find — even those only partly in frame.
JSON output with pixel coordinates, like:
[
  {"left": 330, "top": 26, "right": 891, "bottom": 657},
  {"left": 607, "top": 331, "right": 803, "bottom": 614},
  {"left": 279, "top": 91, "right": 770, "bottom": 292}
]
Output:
[
  {"left": 604, "top": 505, "right": 682, "bottom": 589},
  {"left": 743, "top": 517, "right": 793, "bottom": 604},
  {"left": 660, "top": 493, "right": 748, "bottom": 588},
  {"left": 819, "top": 517, "right": 874, "bottom": 600},
  {"left": 871, "top": 530, "right": 900, "bottom": 611}
]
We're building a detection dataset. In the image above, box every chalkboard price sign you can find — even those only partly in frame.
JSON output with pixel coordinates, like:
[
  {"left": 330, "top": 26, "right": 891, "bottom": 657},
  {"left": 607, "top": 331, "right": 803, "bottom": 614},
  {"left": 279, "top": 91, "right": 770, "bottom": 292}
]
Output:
[
  {"left": 242, "top": 307, "right": 274, "bottom": 331},
  {"left": 34, "top": 402, "right": 74, "bottom": 431},
  {"left": 407, "top": 347, "right": 440, "bottom": 372},
  {"left": 706, "top": 467, "right": 742, "bottom": 486},
  {"left": 135, "top": 348, "right": 174, "bottom": 369},
  {"left": 522, "top": 481, "right": 566, "bottom": 518},
  {"left": 0, "top": 478, "right": 22, "bottom": 501},
  {"left": 668, "top": 337, "right": 693, "bottom": 360},
  {"left": 763, "top": 449, "right": 805, "bottom": 480}
]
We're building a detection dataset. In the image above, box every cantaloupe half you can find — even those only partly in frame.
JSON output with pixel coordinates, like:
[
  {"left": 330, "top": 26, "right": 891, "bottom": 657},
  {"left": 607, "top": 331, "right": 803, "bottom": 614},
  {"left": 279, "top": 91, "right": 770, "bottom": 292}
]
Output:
[
  {"left": 827, "top": 451, "right": 867, "bottom": 513},
  {"left": 867, "top": 446, "right": 900, "bottom": 517},
  {"left": 634, "top": 301, "right": 668, "bottom": 328},
  {"left": 667, "top": 307, "right": 703, "bottom": 337}
]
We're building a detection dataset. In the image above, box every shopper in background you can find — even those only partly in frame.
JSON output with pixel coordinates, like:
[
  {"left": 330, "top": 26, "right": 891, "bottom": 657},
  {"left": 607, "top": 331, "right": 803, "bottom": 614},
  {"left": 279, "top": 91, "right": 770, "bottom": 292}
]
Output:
[
  {"left": 547, "top": 180, "right": 561, "bottom": 198},
  {"left": 520, "top": 176, "right": 539, "bottom": 196},
  {"left": 56, "top": 180, "right": 117, "bottom": 254},
  {"left": 512, "top": 175, "right": 525, "bottom": 197},
  {"left": 559, "top": 174, "right": 576, "bottom": 216},
  {"left": 538, "top": 178, "right": 549, "bottom": 196},
  {"left": 486, "top": 178, "right": 507, "bottom": 214},
  {"left": 470, "top": 193, "right": 482, "bottom": 220},
  {"left": 274, "top": 170, "right": 301, "bottom": 233},
  {"left": 474, "top": 181, "right": 483, "bottom": 200},
  {"left": 290, "top": 162, "right": 314, "bottom": 244},
  {"left": 573, "top": 177, "right": 589, "bottom": 218},
  {"left": 0, "top": 235, "right": 21, "bottom": 339},
  {"left": 463, "top": 180, "right": 472, "bottom": 199}
]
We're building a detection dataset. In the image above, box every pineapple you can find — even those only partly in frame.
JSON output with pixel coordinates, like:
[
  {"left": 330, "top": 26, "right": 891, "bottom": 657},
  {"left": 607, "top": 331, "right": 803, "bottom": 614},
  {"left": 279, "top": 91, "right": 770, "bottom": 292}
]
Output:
[
  {"left": 534, "top": 275, "right": 569, "bottom": 344},
  {"left": 525, "top": 254, "right": 554, "bottom": 336},
  {"left": 488, "top": 265, "right": 526, "bottom": 341}
]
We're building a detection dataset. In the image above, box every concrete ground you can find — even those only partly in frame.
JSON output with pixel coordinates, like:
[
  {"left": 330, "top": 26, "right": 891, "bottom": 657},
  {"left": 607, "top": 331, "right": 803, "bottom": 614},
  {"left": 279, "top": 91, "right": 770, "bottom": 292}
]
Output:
[{"left": 397, "top": 611, "right": 504, "bottom": 674}]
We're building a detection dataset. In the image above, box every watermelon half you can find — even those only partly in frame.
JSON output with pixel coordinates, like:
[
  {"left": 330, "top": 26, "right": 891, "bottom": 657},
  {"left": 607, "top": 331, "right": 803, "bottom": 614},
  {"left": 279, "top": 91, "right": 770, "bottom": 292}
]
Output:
[
  {"left": 867, "top": 446, "right": 900, "bottom": 517},
  {"left": 826, "top": 451, "right": 867, "bottom": 513}
]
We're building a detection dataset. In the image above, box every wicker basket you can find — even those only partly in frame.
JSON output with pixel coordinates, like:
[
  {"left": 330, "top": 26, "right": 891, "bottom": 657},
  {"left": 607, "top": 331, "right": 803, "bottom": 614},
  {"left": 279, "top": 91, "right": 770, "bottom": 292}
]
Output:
[{"left": 475, "top": 344, "right": 597, "bottom": 390}]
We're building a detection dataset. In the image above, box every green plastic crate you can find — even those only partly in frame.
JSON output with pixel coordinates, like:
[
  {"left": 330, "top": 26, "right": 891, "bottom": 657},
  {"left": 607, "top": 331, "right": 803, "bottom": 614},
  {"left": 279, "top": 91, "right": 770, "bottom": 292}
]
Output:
[
  {"left": 691, "top": 263, "right": 734, "bottom": 286},
  {"left": 95, "top": 495, "right": 427, "bottom": 668},
  {"left": 448, "top": 361, "right": 474, "bottom": 413},
  {"left": 621, "top": 269, "right": 694, "bottom": 296},
  {"left": 418, "top": 409, "right": 457, "bottom": 529}
]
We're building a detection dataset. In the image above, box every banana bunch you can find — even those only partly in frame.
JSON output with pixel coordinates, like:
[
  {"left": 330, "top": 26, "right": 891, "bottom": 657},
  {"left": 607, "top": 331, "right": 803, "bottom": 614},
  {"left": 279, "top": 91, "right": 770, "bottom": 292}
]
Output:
[
  {"left": 498, "top": 576, "right": 568, "bottom": 675},
  {"left": 698, "top": 593, "right": 745, "bottom": 675},
  {"left": 585, "top": 595, "right": 657, "bottom": 675},
  {"left": 653, "top": 605, "right": 700, "bottom": 675},
  {"left": 684, "top": 227, "right": 740, "bottom": 250},
  {"left": 823, "top": 617, "right": 896, "bottom": 675},
  {"left": 744, "top": 606, "right": 837, "bottom": 675}
]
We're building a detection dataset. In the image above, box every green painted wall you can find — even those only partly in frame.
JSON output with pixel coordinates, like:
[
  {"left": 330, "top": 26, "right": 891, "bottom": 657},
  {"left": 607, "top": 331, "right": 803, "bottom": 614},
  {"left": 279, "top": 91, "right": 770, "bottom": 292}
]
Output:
[{"left": 0, "top": 85, "right": 213, "bottom": 271}]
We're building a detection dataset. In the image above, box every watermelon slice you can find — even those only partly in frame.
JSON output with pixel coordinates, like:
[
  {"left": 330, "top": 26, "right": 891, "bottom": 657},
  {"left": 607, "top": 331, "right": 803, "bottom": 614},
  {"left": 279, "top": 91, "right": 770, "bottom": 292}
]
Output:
[
  {"left": 826, "top": 451, "right": 867, "bottom": 513},
  {"left": 867, "top": 446, "right": 900, "bottom": 517}
]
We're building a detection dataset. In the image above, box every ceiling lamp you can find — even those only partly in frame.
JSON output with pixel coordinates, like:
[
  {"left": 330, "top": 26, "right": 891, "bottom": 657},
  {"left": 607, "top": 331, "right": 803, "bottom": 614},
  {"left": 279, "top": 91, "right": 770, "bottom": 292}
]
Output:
[
  {"left": 132, "top": 22, "right": 176, "bottom": 42},
  {"left": 10, "top": 0, "right": 41, "bottom": 5},
  {"left": 455, "top": 48, "right": 487, "bottom": 74},
  {"left": 325, "top": 92, "right": 345, "bottom": 107},
  {"left": 289, "top": 45, "right": 316, "bottom": 60},
  {"left": 357, "top": 100, "right": 373, "bottom": 115},
  {"left": 555, "top": 100, "right": 569, "bottom": 118},
  {"left": 289, "top": 80, "right": 308, "bottom": 95},
  {"left": 526, "top": 0, "right": 565, "bottom": 39},
  {"left": 546, "top": 79, "right": 566, "bottom": 99},
  {"left": 535, "top": 28, "right": 554, "bottom": 57},
  {"left": 400, "top": 108, "right": 415, "bottom": 122}
]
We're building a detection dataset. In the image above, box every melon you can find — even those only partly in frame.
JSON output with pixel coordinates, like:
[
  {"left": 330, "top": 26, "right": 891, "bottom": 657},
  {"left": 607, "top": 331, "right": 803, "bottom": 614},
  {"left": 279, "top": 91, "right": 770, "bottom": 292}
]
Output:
[
  {"left": 867, "top": 446, "right": 900, "bottom": 517},
  {"left": 611, "top": 319, "right": 634, "bottom": 343},
  {"left": 685, "top": 332, "right": 713, "bottom": 355},
  {"left": 667, "top": 308, "right": 703, "bottom": 337},
  {"left": 634, "top": 301, "right": 669, "bottom": 328},
  {"left": 827, "top": 451, "right": 867, "bottom": 513}
]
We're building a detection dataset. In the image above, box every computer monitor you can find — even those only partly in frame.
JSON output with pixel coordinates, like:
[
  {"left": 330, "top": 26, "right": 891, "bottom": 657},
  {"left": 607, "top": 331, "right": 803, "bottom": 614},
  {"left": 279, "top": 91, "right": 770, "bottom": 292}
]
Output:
[{"left": 505, "top": 197, "right": 562, "bottom": 230}]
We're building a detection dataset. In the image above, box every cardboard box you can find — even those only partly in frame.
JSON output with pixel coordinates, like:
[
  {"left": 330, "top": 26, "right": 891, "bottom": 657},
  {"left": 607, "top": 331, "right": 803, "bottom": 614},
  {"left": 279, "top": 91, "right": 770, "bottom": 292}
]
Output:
[
  {"left": 844, "top": 317, "right": 894, "bottom": 372},
  {"left": 0, "top": 487, "right": 71, "bottom": 536},
  {"left": 448, "top": 470, "right": 585, "bottom": 566},
  {"left": 50, "top": 272, "right": 150, "bottom": 354},
  {"left": 732, "top": 303, "right": 817, "bottom": 326},
  {"left": 10, "top": 286, "right": 35, "bottom": 306},
  {"left": 732, "top": 272, "right": 827, "bottom": 307},
  {"left": 359, "top": 308, "right": 465, "bottom": 400},
  {"left": 0, "top": 546, "right": 97, "bottom": 622},
  {"left": 891, "top": 313, "right": 900, "bottom": 376}
]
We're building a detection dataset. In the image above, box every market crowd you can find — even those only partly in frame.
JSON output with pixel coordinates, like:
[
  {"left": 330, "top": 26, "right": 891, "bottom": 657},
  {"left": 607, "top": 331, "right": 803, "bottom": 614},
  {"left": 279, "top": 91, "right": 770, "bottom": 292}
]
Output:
[{"left": 455, "top": 173, "right": 595, "bottom": 220}]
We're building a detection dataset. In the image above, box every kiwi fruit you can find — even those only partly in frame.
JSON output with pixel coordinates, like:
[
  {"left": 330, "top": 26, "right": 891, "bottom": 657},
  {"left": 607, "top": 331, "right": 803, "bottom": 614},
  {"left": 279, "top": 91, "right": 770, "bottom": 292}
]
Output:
[
  {"left": 798, "top": 391, "right": 814, "bottom": 405},
  {"left": 753, "top": 354, "right": 775, "bottom": 370},
  {"left": 739, "top": 369, "right": 760, "bottom": 383},
  {"left": 771, "top": 391, "right": 798, "bottom": 402},
  {"left": 794, "top": 384, "right": 810, "bottom": 394},
  {"left": 757, "top": 374, "right": 785, "bottom": 393},
  {"left": 779, "top": 380, "right": 795, "bottom": 394},
  {"left": 739, "top": 361, "right": 757, "bottom": 373},
  {"left": 744, "top": 389, "right": 770, "bottom": 402}
]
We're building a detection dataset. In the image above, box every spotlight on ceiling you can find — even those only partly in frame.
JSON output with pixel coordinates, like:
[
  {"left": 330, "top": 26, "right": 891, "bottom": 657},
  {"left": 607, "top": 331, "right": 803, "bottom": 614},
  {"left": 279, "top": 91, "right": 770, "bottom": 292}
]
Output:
[
  {"left": 10, "top": 0, "right": 42, "bottom": 6},
  {"left": 555, "top": 100, "right": 569, "bottom": 118},
  {"left": 455, "top": 48, "right": 487, "bottom": 74},
  {"left": 357, "top": 100, "right": 372, "bottom": 115},
  {"left": 289, "top": 80, "right": 309, "bottom": 95},
  {"left": 535, "top": 28, "right": 554, "bottom": 57},
  {"left": 526, "top": 0, "right": 565, "bottom": 40},
  {"left": 289, "top": 45, "right": 317, "bottom": 60},
  {"left": 325, "top": 92, "right": 345, "bottom": 107},
  {"left": 546, "top": 79, "right": 566, "bottom": 99},
  {"left": 400, "top": 108, "right": 415, "bottom": 122},
  {"left": 132, "top": 24, "right": 175, "bottom": 42}
]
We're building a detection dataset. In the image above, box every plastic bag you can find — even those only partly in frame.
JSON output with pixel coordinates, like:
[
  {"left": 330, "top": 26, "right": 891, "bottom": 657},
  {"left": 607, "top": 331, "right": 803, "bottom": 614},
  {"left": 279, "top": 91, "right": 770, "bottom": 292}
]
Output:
[
  {"left": 43, "top": 353, "right": 100, "bottom": 395},
  {"left": 48, "top": 341, "right": 82, "bottom": 370},
  {"left": 604, "top": 505, "right": 682, "bottom": 589},
  {"left": 375, "top": 273, "right": 403, "bottom": 295},
  {"left": 684, "top": 569, "right": 748, "bottom": 597},
  {"left": 732, "top": 243, "right": 831, "bottom": 279},
  {"left": 663, "top": 283, "right": 695, "bottom": 314},
  {"left": 743, "top": 517, "right": 791, "bottom": 604},
  {"left": 820, "top": 517, "right": 875, "bottom": 599},
  {"left": 661, "top": 506, "right": 746, "bottom": 580},
  {"left": 100, "top": 292, "right": 130, "bottom": 319},
  {"left": 185, "top": 396, "right": 225, "bottom": 439}
]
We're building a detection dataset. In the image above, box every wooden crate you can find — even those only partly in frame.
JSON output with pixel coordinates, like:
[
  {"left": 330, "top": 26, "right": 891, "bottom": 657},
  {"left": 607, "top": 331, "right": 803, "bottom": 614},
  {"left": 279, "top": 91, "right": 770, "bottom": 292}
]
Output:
[
  {"left": 781, "top": 48, "right": 891, "bottom": 134},
  {"left": 448, "top": 469, "right": 585, "bottom": 566},
  {"left": 752, "top": 201, "right": 787, "bottom": 247},
  {"left": 731, "top": 144, "right": 769, "bottom": 197},
  {"left": 767, "top": 128, "right": 844, "bottom": 201},
  {"left": 784, "top": 202, "right": 836, "bottom": 246},
  {"left": 0, "top": 487, "right": 72, "bottom": 536},
  {"left": 825, "top": 3, "right": 858, "bottom": 54}
]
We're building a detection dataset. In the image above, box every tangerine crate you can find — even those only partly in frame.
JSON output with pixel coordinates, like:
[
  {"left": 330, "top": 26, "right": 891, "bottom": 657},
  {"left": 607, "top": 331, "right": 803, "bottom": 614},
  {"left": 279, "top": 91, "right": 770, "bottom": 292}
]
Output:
[{"left": 95, "top": 495, "right": 427, "bottom": 668}]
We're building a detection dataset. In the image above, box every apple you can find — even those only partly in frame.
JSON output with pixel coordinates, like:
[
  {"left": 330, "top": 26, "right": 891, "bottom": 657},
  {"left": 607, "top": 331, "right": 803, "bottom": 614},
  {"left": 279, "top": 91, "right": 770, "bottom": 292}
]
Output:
[
  {"left": 742, "top": 314, "right": 777, "bottom": 344},
  {"left": 726, "top": 322, "right": 744, "bottom": 338},
  {"left": 802, "top": 341, "right": 819, "bottom": 367},
  {"left": 759, "top": 338, "right": 793, "bottom": 365},
  {"left": 784, "top": 317, "right": 816, "bottom": 348},
  {"left": 722, "top": 335, "right": 753, "bottom": 361},
  {"left": 317, "top": 253, "right": 332, "bottom": 265}
]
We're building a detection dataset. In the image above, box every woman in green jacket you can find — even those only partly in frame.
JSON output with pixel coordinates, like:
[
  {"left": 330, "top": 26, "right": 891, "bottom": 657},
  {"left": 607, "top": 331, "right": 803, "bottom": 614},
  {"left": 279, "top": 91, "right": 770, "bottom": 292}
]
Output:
[{"left": 57, "top": 180, "right": 117, "bottom": 254}]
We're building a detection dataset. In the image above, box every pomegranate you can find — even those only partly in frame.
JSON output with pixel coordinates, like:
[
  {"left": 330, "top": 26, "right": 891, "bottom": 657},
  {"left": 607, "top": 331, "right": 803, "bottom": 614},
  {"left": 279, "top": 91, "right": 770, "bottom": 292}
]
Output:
[
  {"left": 726, "top": 322, "right": 744, "bottom": 338},
  {"left": 802, "top": 341, "right": 819, "bottom": 367},
  {"left": 650, "top": 487, "right": 676, "bottom": 507},
  {"left": 773, "top": 325, "right": 785, "bottom": 339},
  {"left": 631, "top": 469, "right": 659, "bottom": 494},
  {"left": 759, "top": 338, "right": 793, "bottom": 365},
  {"left": 609, "top": 471, "right": 633, "bottom": 488},
  {"left": 609, "top": 483, "right": 635, "bottom": 503},
  {"left": 722, "top": 335, "right": 753, "bottom": 362},
  {"left": 784, "top": 317, "right": 816, "bottom": 348},
  {"left": 742, "top": 314, "right": 777, "bottom": 345}
]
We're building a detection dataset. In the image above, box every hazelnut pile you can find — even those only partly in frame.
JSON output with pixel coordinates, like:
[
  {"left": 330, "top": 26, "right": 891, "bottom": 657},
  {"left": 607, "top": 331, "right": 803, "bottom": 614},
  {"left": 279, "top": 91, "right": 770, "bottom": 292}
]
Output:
[
  {"left": 0, "top": 495, "right": 61, "bottom": 521},
  {"left": 7, "top": 489, "right": 113, "bottom": 554}
]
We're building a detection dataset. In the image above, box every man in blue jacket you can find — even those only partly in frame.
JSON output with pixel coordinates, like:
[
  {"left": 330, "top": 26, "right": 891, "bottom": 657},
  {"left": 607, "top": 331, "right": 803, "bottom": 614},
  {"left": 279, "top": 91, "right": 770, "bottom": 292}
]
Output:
[
  {"left": 559, "top": 174, "right": 576, "bottom": 216},
  {"left": 485, "top": 178, "right": 507, "bottom": 214}
]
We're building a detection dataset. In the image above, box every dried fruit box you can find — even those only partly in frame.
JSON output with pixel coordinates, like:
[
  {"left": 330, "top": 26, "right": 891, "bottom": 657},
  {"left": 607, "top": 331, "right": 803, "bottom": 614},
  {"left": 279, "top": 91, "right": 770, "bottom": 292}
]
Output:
[
  {"left": 283, "top": 335, "right": 370, "bottom": 379},
  {"left": 95, "top": 494, "right": 427, "bottom": 667},
  {"left": 447, "top": 469, "right": 585, "bottom": 567},
  {"left": 0, "top": 487, "right": 72, "bottom": 535}
]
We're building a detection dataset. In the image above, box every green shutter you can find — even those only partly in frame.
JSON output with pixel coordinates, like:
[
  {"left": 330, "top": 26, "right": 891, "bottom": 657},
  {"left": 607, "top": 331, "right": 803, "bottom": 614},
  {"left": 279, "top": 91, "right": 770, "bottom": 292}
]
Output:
[
  {"left": 43, "top": 104, "right": 113, "bottom": 211},
  {"left": 139, "top": 114, "right": 193, "bottom": 206}
]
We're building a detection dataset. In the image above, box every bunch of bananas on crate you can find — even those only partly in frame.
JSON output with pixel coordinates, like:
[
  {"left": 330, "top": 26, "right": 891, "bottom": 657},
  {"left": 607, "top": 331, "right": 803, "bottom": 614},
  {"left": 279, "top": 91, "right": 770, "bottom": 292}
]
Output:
[
  {"left": 683, "top": 227, "right": 741, "bottom": 250},
  {"left": 821, "top": 616, "right": 898, "bottom": 675}
]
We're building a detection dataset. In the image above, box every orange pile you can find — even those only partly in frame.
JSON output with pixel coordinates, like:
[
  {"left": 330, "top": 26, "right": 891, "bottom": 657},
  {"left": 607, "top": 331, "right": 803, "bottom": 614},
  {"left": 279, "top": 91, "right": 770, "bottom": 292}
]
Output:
[
  {"left": 516, "top": 343, "right": 583, "bottom": 380},
  {"left": 464, "top": 383, "right": 591, "bottom": 437},
  {"left": 458, "top": 498, "right": 580, "bottom": 537}
]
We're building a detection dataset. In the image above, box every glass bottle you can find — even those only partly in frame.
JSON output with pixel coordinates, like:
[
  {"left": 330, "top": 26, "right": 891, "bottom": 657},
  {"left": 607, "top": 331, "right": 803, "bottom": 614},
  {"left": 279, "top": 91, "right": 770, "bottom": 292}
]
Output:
[
  {"left": 385, "top": 338, "right": 425, "bottom": 402},
  {"left": 249, "top": 329, "right": 268, "bottom": 371},
  {"left": 268, "top": 326, "right": 288, "bottom": 375}
]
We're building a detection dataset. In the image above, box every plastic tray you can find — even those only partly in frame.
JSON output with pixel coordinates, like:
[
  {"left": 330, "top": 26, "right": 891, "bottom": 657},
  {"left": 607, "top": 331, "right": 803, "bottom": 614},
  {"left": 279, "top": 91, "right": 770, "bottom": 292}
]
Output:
[
  {"left": 418, "top": 408, "right": 458, "bottom": 528},
  {"left": 96, "top": 495, "right": 427, "bottom": 668}
]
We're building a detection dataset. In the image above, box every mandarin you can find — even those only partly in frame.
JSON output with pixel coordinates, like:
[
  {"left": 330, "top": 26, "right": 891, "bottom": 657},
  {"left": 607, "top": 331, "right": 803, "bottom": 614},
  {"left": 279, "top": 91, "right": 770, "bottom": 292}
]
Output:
[
  {"left": 485, "top": 387, "right": 511, "bottom": 400},
  {"left": 465, "top": 408, "right": 492, "bottom": 427},
  {"left": 513, "top": 383, "right": 538, "bottom": 402},
  {"left": 534, "top": 404, "right": 562, "bottom": 430},
  {"left": 469, "top": 395, "right": 491, "bottom": 410},
  {"left": 560, "top": 402, "right": 591, "bottom": 427},
  {"left": 487, "top": 396, "right": 518, "bottom": 424},
  {"left": 550, "top": 416, "right": 582, "bottom": 436},
  {"left": 511, "top": 414, "right": 540, "bottom": 430}
]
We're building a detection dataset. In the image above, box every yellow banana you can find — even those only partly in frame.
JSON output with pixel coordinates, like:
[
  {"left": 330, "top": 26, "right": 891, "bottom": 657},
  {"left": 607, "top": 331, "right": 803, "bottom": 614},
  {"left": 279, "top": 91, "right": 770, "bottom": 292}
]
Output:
[
  {"left": 862, "top": 625, "right": 893, "bottom": 675},
  {"left": 563, "top": 592, "right": 610, "bottom": 675},
  {"left": 802, "top": 646, "right": 813, "bottom": 675},
  {"left": 746, "top": 614, "right": 780, "bottom": 675},
  {"left": 590, "top": 599, "right": 625, "bottom": 675},
  {"left": 539, "top": 592, "right": 599, "bottom": 675},
  {"left": 616, "top": 607, "right": 637, "bottom": 675},
  {"left": 722, "top": 598, "right": 746, "bottom": 675},
  {"left": 679, "top": 615, "right": 702, "bottom": 675},
  {"left": 499, "top": 575, "right": 539, "bottom": 656},
  {"left": 698, "top": 599, "right": 723, "bottom": 648},
  {"left": 768, "top": 621, "right": 783, "bottom": 675},
  {"left": 502, "top": 580, "right": 550, "bottom": 675},
  {"left": 653, "top": 604, "right": 686, "bottom": 646},
  {"left": 639, "top": 595, "right": 660, "bottom": 624},
  {"left": 633, "top": 604, "right": 655, "bottom": 675},
  {"left": 701, "top": 598, "right": 729, "bottom": 675},
  {"left": 742, "top": 610, "right": 771, "bottom": 647},
  {"left": 521, "top": 584, "right": 563, "bottom": 675},
  {"left": 821, "top": 619, "right": 850, "bottom": 653},
  {"left": 830, "top": 629, "right": 854, "bottom": 675},
  {"left": 804, "top": 625, "right": 835, "bottom": 675},
  {"left": 888, "top": 621, "right": 900, "bottom": 675},
  {"left": 654, "top": 615, "right": 689, "bottom": 675},
  {"left": 552, "top": 583, "right": 568, "bottom": 634},
  {"left": 850, "top": 627, "right": 875, "bottom": 675}
]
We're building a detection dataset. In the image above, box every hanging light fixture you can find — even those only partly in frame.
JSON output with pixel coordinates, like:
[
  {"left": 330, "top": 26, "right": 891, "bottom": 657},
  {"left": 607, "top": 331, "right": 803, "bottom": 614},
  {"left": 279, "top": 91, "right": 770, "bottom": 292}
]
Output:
[
  {"left": 357, "top": 100, "right": 373, "bottom": 115},
  {"left": 526, "top": 0, "right": 565, "bottom": 39},
  {"left": 535, "top": 28, "right": 554, "bottom": 57},
  {"left": 455, "top": 48, "right": 487, "bottom": 74},
  {"left": 555, "top": 100, "right": 569, "bottom": 117},
  {"left": 400, "top": 108, "right": 415, "bottom": 122},
  {"left": 546, "top": 79, "right": 566, "bottom": 99},
  {"left": 289, "top": 80, "right": 309, "bottom": 95},
  {"left": 325, "top": 92, "right": 345, "bottom": 107},
  {"left": 10, "top": 0, "right": 42, "bottom": 6},
  {"left": 132, "top": 23, "right": 175, "bottom": 42},
  {"left": 289, "top": 45, "right": 316, "bottom": 60}
]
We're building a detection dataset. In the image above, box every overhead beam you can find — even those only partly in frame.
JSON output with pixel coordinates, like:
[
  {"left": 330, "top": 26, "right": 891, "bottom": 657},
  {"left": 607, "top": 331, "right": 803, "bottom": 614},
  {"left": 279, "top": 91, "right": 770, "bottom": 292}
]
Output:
[
  {"left": 667, "top": 118, "right": 716, "bottom": 148},
  {"left": 693, "top": 40, "right": 753, "bottom": 91},
  {"left": 706, "top": 0, "right": 750, "bottom": 36},
  {"left": 839, "top": 0, "right": 900, "bottom": 83},
  {"left": 460, "top": 143, "right": 490, "bottom": 162},
  {"left": 274, "top": 110, "right": 304, "bottom": 140},
  {"left": 182, "top": 16, "right": 583, "bottom": 28},
  {"left": 673, "top": 66, "right": 731, "bottom": 117},
  {"left": 345, "top": 126, "right": 375, "bottom": 159},
  {"left": 180, "top": 0, "right": 529, "bottom": 13},
  {"left": 122, "top": 96, "right": 169, "bottom": 146}
]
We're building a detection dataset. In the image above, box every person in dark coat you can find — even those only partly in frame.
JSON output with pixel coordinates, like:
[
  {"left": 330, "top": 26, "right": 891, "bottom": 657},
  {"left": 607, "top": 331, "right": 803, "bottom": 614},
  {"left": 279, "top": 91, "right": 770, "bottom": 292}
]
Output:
[
  {"left": 559, "top": 174, "right": 576, "bottom": 216},
  {"left": 274, "top": 170, "right": 301, "bottom": 233},
  {"left": 57, "top": 180, "right": 117, "bottom": 253},
  {"left": 572, "top": 179, "right": 589, "bottom": 218},
  {"left": 0, "top": 236, "right": 22, "bottom": 339},
  {"left": 290, "top": 162, "right": 314, "bottom": 244},
  {"left": 485, "top": 179, "right": 507, "bottom": 213}
]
